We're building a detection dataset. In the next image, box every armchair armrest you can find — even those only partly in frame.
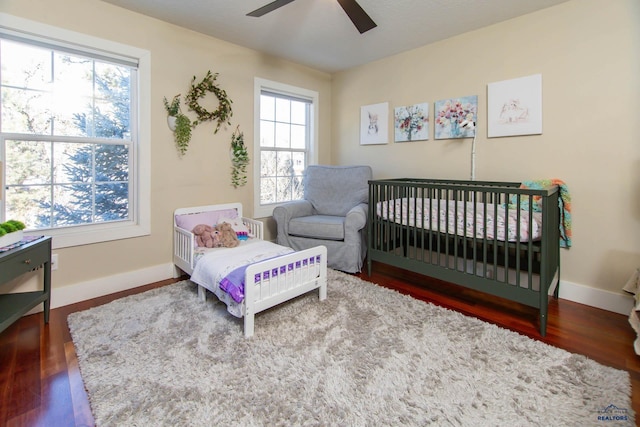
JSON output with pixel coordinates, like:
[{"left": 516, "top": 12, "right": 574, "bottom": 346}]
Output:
[
  {"left": 274, "top": 200, "right": 314, "bottom": 218},
  {"left": 273, "top": 200, "right": 314, "bottom": 241},
  {"left": 344, "top": 203, "right": 368, "bottom": 238}
]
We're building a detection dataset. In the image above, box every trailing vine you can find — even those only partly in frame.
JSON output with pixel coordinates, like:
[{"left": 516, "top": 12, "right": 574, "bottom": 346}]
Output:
[
  {"left": 186, "top": 70, "right": 233, "bottom": 133},
  {"left": 230, "top": 125, "right": 249, "bottom": 188},
  {"left": 173, "top": 114, "right": 193, "bottom": 156},
  {"left": 163, "top": 94, "right": 193, "bottom": 156}
]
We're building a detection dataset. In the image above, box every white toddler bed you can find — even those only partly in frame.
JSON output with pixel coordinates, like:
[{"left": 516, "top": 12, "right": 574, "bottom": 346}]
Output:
[{"left": 173, "top": 203, "right": 327, "bottom": 337}]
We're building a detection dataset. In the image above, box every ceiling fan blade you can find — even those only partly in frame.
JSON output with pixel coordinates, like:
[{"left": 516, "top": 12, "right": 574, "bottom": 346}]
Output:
[
  {"left": 247, "top": 0, "right": 296, "bottom": 17},
  {"left": 336, "top": 0, "right": 377, "bottom": 34}
]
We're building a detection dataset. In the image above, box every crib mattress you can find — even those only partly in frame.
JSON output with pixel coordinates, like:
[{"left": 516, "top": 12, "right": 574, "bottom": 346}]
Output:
[
  {"left": 376, "top": 197, "right": 543, "bottom": 242},
  {"left": 191, "top": 239, "right": 294, "bottom": 317}
]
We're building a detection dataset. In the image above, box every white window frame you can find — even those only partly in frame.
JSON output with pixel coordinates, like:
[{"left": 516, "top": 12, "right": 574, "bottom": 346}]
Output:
[
  {"left": 0, "top": 13, "right": 150, "bottom": 249},
  {"left": 253, "top": 77, "right": 318, "bottom": 218}
]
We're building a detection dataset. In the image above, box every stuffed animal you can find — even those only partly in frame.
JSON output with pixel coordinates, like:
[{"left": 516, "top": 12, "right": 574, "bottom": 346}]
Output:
[
  {"left": 192, "top": 224, "right": 221, "bottom": 248},
  {"left": 216, "top": 222, "right": 240, "bottom": 248},
  {"left": 218, "top": 217, "right": 251, "bottom": 240}
]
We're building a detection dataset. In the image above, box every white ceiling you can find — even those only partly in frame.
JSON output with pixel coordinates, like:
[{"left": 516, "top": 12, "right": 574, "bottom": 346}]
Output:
[{"left": 101, "top": 0, "right": 570, "bottom": 73}]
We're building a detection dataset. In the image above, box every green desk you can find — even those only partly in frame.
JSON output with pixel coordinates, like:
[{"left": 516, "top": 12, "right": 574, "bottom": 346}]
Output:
[{"left": 0, "top": 236, "right": 52, "bottom": 334}]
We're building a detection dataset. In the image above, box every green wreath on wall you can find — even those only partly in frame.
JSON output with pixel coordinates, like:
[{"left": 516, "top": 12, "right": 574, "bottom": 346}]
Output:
[{"left": 185, "top": 70, "right": 233, "bottom": 133}]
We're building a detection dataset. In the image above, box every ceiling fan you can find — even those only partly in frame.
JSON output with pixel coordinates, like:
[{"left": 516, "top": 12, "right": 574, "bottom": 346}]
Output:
[{"left": 247, "top": 0, "right": 377, "bottom": 34}]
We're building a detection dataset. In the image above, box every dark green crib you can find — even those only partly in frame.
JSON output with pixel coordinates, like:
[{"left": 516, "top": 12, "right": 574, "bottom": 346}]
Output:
[{"left": 367, "top": 178, "right": 561, "bottom": 336}]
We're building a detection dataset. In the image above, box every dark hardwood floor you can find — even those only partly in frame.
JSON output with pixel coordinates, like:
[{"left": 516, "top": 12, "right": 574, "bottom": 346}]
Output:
[{"left": 1, "top": 263, "right": 638, "bottom": 426}]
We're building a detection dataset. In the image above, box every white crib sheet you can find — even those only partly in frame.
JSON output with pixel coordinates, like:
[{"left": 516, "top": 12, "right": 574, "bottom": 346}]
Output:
[
  {"left": 377, "top": 197, "right": 543, "bottom": 242},
  {"left": 190, "top": 239, "right": 294, "bottom": 317}
]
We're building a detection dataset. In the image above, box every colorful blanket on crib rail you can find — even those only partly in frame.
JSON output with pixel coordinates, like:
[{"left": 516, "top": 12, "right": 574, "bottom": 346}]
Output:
[{"left": 518, "top": 179, "right": 572, "bottom": 248}]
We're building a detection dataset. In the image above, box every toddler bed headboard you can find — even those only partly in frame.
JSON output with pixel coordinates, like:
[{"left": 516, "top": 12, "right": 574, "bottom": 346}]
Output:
[
  {"left": 173, "top": 203, "right": 264, "bottom": 275},
  {"left": 175, "top": 202, "right": 243, "bottom": 230}
]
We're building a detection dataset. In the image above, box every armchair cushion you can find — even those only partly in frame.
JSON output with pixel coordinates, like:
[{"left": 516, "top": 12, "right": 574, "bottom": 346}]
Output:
[
  {"left": 304, "top": 165, "right": 371, "bottom": 216},
  {"left": 289, "top": 215, "right": 345, "bottom": 240}
]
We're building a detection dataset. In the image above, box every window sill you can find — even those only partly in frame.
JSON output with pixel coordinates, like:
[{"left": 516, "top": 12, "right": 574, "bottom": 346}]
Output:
[{"left": 27, "top": 220, "right": 150, "bottom": 250}]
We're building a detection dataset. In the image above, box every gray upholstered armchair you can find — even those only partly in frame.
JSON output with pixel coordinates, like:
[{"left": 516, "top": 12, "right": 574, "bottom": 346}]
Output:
[{"left": 273, "top": 165, "right": 372, "bottom": 273}]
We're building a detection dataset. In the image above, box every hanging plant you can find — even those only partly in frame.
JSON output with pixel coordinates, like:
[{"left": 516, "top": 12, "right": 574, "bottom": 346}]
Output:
[
  {"left": 186, "top": 70, "right": 233, "bottom": 133},
  {"left": 173, "top": 114, "right": 193, "bottom": 156},
  {"left": 163, "top": 94, "right": 193, "bottom": 156},
  {"left": 230, "top": 125, "right": 249, "bottom": 188}
]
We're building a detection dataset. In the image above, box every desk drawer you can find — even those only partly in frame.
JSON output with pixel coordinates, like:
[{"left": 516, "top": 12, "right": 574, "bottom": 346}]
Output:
[{"left": 1, "top": 240, "right": 50, "bottom": 282}]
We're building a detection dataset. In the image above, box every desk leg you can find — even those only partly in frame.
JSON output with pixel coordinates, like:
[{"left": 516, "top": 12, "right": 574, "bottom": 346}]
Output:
[{"left": 44, "top": 260, "right": 51, "bottom": 324}]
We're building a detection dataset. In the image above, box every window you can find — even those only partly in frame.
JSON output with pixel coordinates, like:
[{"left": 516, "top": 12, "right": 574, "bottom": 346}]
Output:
[
  {"left": 253, "top": 78, "right": 318, "bottom": 218},
  {"left": 0, "top": 14, "right": 150, "bottom": 248}
]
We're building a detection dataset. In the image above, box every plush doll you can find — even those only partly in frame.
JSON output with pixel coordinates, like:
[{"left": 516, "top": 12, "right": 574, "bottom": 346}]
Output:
[
  {"left": 216, "top": 222, "right": 240, "bottom": 248},
  {"left": 218, "top": 217, "right": 251, "bottom": 241},
  {"left": 192, "top": 224, "right": 220, "bottom": 248}
]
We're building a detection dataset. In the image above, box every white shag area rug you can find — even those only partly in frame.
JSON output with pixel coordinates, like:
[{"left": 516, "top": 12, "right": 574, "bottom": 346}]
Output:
[{"left": 68, "top": 270, "right": 634, "bottom": 426}]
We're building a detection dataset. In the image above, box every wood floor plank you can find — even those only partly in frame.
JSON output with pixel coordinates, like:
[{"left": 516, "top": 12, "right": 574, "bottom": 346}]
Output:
[
  {"left": 40, "top": 312, "right": 67, "bottom": 380},
  {"left": 6, "top": 319, "right": 41, "bottom": 421},
  {"left": 38, "top": 371, "right": 78, "bottom": 427},
  {"left": 0, "top": 340, "right": 16, "bottom": 426},
  {"left": 64, "top": 341, "right": 94, "bottom": 427}
]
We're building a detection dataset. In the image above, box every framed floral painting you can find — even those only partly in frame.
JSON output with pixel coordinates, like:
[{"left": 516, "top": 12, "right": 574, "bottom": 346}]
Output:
[
  {"left": 360, "top": 102, "right": 389, "bottom": 145},
  {"left": 487, "top": 74, "right": 542, "bottom": 138},
  {"left": 434, "top": 96, "right": 477, "bottom": 139},
  {"left": 394, "top": 103, "right": 429, "bottom": 142}
]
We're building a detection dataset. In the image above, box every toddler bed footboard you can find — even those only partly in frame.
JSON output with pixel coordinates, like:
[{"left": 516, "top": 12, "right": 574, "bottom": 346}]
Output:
[
  {"left": 368, "top": 178, "right": 561, "bottom": 336},
  {"left": 242, "top": 246, "right": 327, "bottom": 337},
  {"left": 173, "top": 203, "right": 327, "bottom": 337}
]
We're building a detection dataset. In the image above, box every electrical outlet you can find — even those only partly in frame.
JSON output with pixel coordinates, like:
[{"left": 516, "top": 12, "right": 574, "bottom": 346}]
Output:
[{"left": 51, "top": 254, "right": 59, "bottom": 271}]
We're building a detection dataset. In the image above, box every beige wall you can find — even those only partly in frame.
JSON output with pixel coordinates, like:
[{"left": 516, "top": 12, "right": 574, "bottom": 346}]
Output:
[
  {"left": 0, "top": 0, "right": 332, "bottom": 292},
  {"left": 2, "top": 0, "right": 639, "bottom": 304},
  {"left": 331, "top": 0, "right": 640, "bottom": 295}
]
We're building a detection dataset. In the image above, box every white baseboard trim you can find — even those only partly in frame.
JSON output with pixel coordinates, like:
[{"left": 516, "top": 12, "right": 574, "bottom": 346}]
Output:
[
  {"left": 26, "top": 265, "right": 634, "bottom": 318},
  {"left": 47, "top": 262, "right": 176, "bottom": 311},
  {"left": 557, "top": 279, "right": 633, "bottom": 316}
]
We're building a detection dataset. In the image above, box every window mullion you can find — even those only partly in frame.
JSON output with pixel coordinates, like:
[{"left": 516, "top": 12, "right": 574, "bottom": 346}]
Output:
[
  {"left": 91, "top": 144, "right": 96, "bottom": 223},
  {"left": 49, "top": 49, "right": 55, "bottom": 137},
  {"left": 49, "top": 140, "right": 55, "bottom": 228}
]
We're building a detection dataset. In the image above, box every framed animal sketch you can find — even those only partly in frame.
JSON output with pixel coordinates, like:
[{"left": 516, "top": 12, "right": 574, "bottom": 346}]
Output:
[
  {"left": 360, "top": 102, "right": 389, "bottom": 145},
  {"left": 488, "top": 74, "right": 542, "bottom": 138}
]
